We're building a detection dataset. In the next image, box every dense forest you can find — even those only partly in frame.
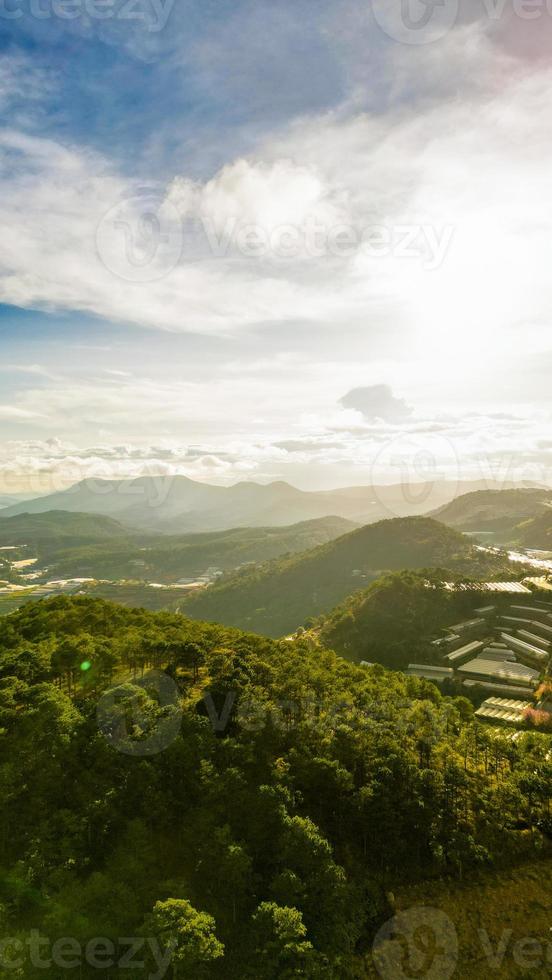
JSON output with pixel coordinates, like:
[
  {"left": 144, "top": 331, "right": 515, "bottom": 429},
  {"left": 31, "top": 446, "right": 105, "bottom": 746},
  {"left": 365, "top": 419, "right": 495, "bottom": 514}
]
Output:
[
  {"left": 1, "top": 595, "right": 550, "bottom": 977},
  {"left": 314, "top": 570, "right": 482, "bottom": 669},
  {"left": 180, "top": 517, "right": 522, "bottom": 637}
]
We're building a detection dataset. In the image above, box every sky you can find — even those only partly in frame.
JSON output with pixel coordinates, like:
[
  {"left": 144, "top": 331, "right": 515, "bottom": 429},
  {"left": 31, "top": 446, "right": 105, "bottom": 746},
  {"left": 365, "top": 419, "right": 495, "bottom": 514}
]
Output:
[{"left": 1, "top": 0, "right": 552, "bottom": 494}]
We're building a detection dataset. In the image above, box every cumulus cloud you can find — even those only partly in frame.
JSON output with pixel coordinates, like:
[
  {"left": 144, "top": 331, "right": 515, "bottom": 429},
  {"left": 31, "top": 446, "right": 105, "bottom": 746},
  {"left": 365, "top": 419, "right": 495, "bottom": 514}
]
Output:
[
  {"left": 0, "top": 135, "right": 354, "bottom": 335},
  {"left": 168, "top": 158, "right": 346, "bottom": 241},
  {"left": 339, "top": 385, "right": 413, "bottom": 422}
]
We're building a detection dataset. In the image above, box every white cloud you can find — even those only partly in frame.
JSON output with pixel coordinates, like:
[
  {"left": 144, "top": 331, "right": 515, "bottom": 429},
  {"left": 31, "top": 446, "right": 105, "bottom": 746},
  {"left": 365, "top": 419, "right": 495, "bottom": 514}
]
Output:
[
  {"left": 3, "top": 364, "right": 61, "bottom": 381},
  {"left": 169, "top": 158, "right": 346, "bottom": 239},
  {"left": 1, "top": 36, "right": 551, "bottom": 370},
  {"left": 0, "top": 406, "right": 43, "bottom": 420},
  {"left": 2, "top": 19, "right": 552, "bottom": 491},
  {"left": 1, "top": 399, "right": 552, "bottom": 496}
]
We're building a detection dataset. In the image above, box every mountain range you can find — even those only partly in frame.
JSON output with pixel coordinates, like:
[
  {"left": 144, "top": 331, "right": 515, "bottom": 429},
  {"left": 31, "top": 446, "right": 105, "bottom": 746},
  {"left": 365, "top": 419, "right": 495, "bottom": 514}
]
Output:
[
  {"left": 0, "top": 475, "right": 539, "bottom": 534},
  {"left": 0, "top": 493, "right": 38, "bottom": 509}
]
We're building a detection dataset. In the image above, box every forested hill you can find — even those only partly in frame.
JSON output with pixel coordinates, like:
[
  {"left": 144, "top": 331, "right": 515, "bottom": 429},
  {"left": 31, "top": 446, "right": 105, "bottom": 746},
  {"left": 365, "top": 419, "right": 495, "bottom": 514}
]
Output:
[
  {"left": 314, "top": 570, "right": 479, "bottom": 669},
  {"left": 179, "top": 516, "right": 517, "bottom": 637},
  {"left": 0, "top": 510, "right": 133, "bottom": 547},
  {"left": 519, "top": 507, "right": 552, "bottom": 550},
  {"left": 1, "top": 595, "right": 551, "bottom": 978},
  {"left": 431, "top": 487, "right": 552, "bottom": 539},
  {"left": 0, "top": 511, "right": 355, "bottom": 581}
]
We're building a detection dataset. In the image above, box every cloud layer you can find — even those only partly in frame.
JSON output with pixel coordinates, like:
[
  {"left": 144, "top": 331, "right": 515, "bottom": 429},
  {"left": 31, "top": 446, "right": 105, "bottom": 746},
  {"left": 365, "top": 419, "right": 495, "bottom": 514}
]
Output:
[
  {"left": 1, "top": 7, "right": 552, "bottom": 488},
  {"left": 2, "top": 395, "right": 551, "bottom": 495}
]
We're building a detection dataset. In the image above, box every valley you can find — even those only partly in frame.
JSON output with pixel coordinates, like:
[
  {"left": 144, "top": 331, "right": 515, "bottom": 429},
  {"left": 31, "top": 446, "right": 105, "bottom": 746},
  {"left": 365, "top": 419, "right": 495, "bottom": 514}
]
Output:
[{"left": 0, "top": 511, "right": 356, "bottom": 613}]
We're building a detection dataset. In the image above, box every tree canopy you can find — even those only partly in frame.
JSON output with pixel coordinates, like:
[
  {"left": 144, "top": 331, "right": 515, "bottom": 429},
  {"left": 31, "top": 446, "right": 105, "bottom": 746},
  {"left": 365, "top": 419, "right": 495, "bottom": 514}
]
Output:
[{"left": 0, "top": 595, "right": 550, "bottom": 977}]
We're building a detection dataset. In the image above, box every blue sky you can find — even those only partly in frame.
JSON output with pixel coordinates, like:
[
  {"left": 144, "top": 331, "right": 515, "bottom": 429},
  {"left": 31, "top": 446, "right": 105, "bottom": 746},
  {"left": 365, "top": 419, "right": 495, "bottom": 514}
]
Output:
[
  {"left": 1, "top": 0, "right": 552, "bottom": 492},
  {"left": 1, "top": 0, "right": 354, "bottom": 173}
]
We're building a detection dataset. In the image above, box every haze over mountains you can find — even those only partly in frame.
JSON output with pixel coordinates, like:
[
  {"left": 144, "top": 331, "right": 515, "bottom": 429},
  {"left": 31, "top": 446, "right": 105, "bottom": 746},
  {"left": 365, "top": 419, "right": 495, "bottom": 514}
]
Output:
[
  {"left": 0, "top": 493, "right": 36, "bottom": 509},
  {"left": 3, "top": 486, "right": 551, "bottom": 632},
  {"left": 0, "top": 475, "right": 540, "bottom": 534}
]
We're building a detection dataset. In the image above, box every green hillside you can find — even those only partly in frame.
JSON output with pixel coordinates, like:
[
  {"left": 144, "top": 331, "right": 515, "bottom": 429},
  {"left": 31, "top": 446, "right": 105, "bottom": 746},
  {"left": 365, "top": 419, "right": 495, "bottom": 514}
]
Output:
[
  {"left": 0, "top": 512, "right": 355, "bottom": 582},
  {"left": 1, "top": 595, "right": 550, "bottom": 978},
  {"left": 315, "top": 570, "right": 480, "bottom": 669},
  {"left": 432, "top": 487, "right": 552, "bottom": 550},
  {"left": 366, "top": 860, "right": 552, "bottom": 979},
  {"left": 0, "top": 509, "right": 132, "bottom": 548},
  {"left": 432, "top": 488, "right": 552, "bottom": 540},
  {"left": 518, "top": 507, "right": 552, "bottom": 550},
  {"left": 180, "top": 516, "right": 516, "bottom": 637},
  {"left": 0, "top": 494, "right": 23, "bottom": 509},
  {"left": 46, "top": 515, "right": 355, "bottom": 580}
]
